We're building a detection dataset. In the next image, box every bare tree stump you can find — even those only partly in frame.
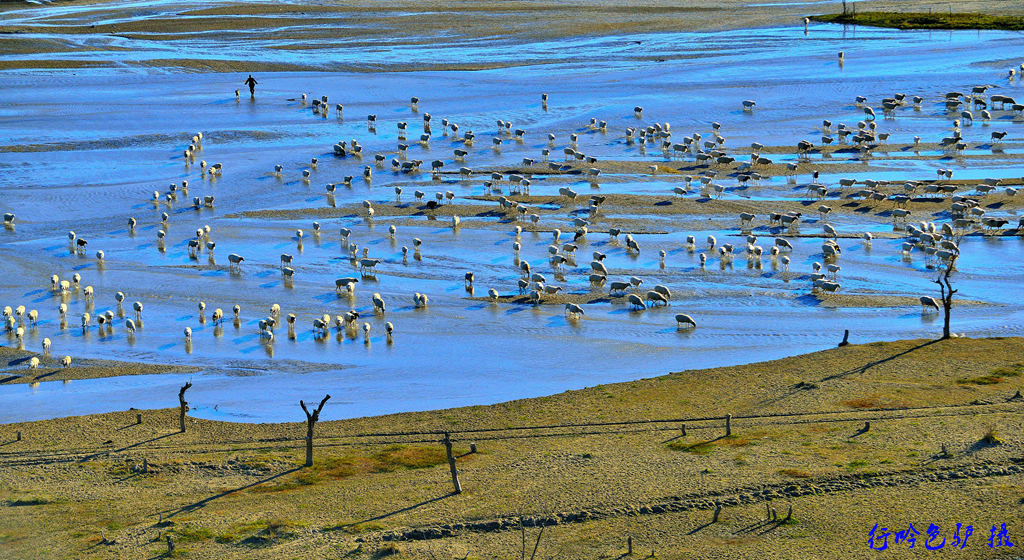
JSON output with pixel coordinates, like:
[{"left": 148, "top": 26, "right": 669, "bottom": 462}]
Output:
[
  {"left": 935, "top": 257, "right": 959, "bottom": 340},
  {"left": 300, "top": 394, "right": 331, "bottom": 467},
  {"left": 178, "top": 382, "right": 192, "bottom": 433},
  {"left": 712, "top": 504, "right": 722, "bottom": 523},
  {"left": 838, "top": 329, "right": 850, "bottom": 347},
  {"left": 444, "top": 432, "right": 462, "bottom": 494}
]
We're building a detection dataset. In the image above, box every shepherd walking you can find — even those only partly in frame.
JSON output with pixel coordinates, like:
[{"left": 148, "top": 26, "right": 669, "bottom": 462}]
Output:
[{"left": 244, "top": 74, "right": 258, "bottom": 97}]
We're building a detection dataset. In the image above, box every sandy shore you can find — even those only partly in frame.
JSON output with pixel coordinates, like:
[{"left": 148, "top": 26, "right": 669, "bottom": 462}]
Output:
[
  {"left": 1, "top": 337, "right": 1022, "bottom": 558},
  {"left": 0, "top": 347, "right": 197, "bottom": 385}
]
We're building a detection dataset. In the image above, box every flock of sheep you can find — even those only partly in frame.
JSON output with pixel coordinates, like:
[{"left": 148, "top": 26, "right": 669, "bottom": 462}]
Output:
[{"left": 3, "top": 59, "right": 1024, "bottom": 369}]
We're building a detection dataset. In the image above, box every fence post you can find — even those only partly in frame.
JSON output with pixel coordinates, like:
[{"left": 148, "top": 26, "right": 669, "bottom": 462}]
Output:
[
  {"left": 681, "top": 423, "right": 686, "bottom": 436},
  {"left": 136, "top": 413, "right": 142, "bottom": 425},
  {"left": 725, "top": 414, "right": 732, "bottom": 436},
  {"left": 16, "top": 431, "right": 21, "bottom": 441},
  {"left": 443, "top": 432, "right": 462, "bottom": 494}
]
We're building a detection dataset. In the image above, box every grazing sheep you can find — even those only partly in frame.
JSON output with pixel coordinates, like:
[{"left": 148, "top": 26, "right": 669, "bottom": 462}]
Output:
[
  {"left": 359, "top": 258, "right": 380, "bottom": 273},
  {"left": 362, "top": 322, "right": 371, "bottom": 343},
  {"left": 488, "top": 288, "right": 499, "bottom": 302},
  {"left": 675, "top": 314, "right": 697, "bottom": 328},
  {"left": 564, "top": 303, "right": 585, "bottom": 318},
  {"left": 227, "top": 253, "right": 245, "bottom": 269},
  {"left": 132, "top": 301, "right": 143, "bottom": 320},
  {"left": 372, "top": 293, "right": 386, "bottom": 314},
  {"left": 385, "top": 322, "right": 394, "bottom": 343},
  {"left": 627, "top": 293, "right": 646, "bottom": 310},
  {"left": 646, "top": 291, "right": 669, "bottom": 307},
  {"left": 61, "top": 355, "right": 71, "bottom": 368},
  {"left": 233, "top": 305, "right": 241, "bottom": 321},
  {"left": 125, "top": 318, "right": 137, "bottom": 333},
  {"left": 920, "top": 296, "right": 941, "bottom": 312},
  {"left": 42, "top": 337, "right": 51, "bottom": 353},
  {"left": 184, "top": 327, "right": 192, "bottom": 341},
  {"left": 29, "top": 356, "right": 39, "bottom": 369},
  {"left": 413, "top": 292, "right": 429, "bottom": 308}
]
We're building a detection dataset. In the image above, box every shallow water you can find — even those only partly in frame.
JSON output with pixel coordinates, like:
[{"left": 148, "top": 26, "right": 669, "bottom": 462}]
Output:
[{"left": 2, "top": 22, "right": 1024, "bottom": 423}]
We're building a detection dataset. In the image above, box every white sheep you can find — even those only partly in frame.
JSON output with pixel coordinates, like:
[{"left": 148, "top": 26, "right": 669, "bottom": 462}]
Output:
[
  {"left": 675, "top": 314, "right": 697, "bottom": 328},
  {"left": 29, "top": 356, "right": 40, "bottom": 369},
  {"left": 564, "top": 303, "right": 585, "bottom": 318},
  {"left": 42, "top": 338, "right": 51, "bottom": 353},
  {"left": 61, "top": 355, "right": 72, "bottom": 368},
  {"left": 372, "top": 293, "right": 386, "bottom": 314},
  {"left": 627, "top": 293, "right": 646, "bottom": 310}
]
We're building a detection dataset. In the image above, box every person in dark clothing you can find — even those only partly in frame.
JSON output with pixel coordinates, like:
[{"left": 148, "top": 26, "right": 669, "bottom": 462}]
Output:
[{"left": 244, "top": 75, "right": 258, "bottom": 96}]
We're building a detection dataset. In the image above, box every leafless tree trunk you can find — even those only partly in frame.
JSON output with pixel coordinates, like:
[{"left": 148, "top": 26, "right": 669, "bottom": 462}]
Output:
[
  {"left": 934, "top": 257, "right": 958, "bottom": 340},
  {"left": 300, "top": 394, "right": 330, "bottom": 467},
  {"left": 178, "top": 382, "right": 192, "bottom": 433}
]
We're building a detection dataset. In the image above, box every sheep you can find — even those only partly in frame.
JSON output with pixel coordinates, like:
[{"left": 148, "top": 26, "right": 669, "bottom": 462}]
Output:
[
  {"left": 413, "top": 292, "right": 429, "bottom": 308},
  {"left": 488, "top": 288, "right": 499, "bottom": 302},
  {"left": 227, "top": 253, "right": 245, "bottom": 269},
  {"left": 627, "top": 293, "right": 646, "bottom": 310},
  {"left": 81, "top": 312, "right": 91, "bottom": 329},
  {"left": 646, "top": 291, "right": 669, "bottom": 307},
  {"left": 233, "top": 304, "right": 241, "bottom": 322},
  {"left": 132, "top": 301, "right": 143, "bottom": 320},
  {"left": 83, "top": 286, "right": 94, "bottom": 301},
  {"left": 675, "top": 314, "right": 697, "bottom": 328},
  {"left": 184, "top": 327, "right": 192, "bottom": 341},
  {"left": 335, "top": 277, "right": 359, "bottom": 293},
  {"left": 42, "top": 337, "right": 51, "bottom": 353},
  {"left": 920, "top": 296, "right": 940, "bottom": 312},
  {"left": 654, "top": 285, "right": 671, "bottom": 299},
  {"left": 564, "top": 303, "right": 585, "bottom": 318},
  {"left": 359, "top": 258, "right": 380, "bottom": 273},
  {"left": 61, "top": 355, "right": 72, "bottom": 368},
  {"left": 362, "top": 322, "right": 372, "bottom": 343},
  {"left": 27, "top": 309, "right": 37, "bottom": 326},
  {"left": 372, "top": 293, "right": 386, "bottom": 314},
  {"left": 29, "top": 356, "right": 39, "bottom": 369},
  {"left": 125, "top": 318, "right": 137, "bottom": 333}
]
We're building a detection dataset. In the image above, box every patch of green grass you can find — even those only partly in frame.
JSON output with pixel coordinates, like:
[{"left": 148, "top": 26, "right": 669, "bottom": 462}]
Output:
[
  {"left": 811, "top": 12, "right": 1024, "bottom": 31},
  {"left": 957, "top": 375, "right": 1003, "bottom": 385},
  {"left": 778, "top": 468, "right": 811, "bottom": 479},
  {"left": 171, "top": 525, "right": 213, "bottom": 543},
  {"left": 256, "top": 445, "right": 448, "bottom": 493},
  {"left": 992, "top": 363, "right": 1024, "bottom": 377},
  {"left": 982, "top": 428, "right": 1002, "bottom": 446},
  {"left": 846, "top": 459, "right": 870, "bottom": 470}
]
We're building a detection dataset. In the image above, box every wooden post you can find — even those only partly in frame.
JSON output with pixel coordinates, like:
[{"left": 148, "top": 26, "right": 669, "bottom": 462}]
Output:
[
  {"left": 300, "top": 394, "right": 331, "bottom": 467},
  {"left": 838, "top": 329, "right": 850, "bottom": 347},
  {"left": 681, "top": 423, "right": 686, "bottom": 436},
  {"left": 16, "top": 431, "right": 21, "bottom": 441},
  {"left": 766, "top": 502, "right": 772, "bottom": 520},
  {"left": 165, "top": 535, "right": 174, "bottom": 555},
  {"left": 627, "top": 535, "right": 633, "bottom": 554},
  {"left": 784, "top": 504, "right": 793, "bottom": 522},
  {"left": 136, "top": 413, "right": 142, "bottom": 425},
  {"left": 863, "top": 421, "right": 871, "bottom": 433},
  {"left": 725, "top": 414, "right": 732, "bottom": 436},
  {"left": 712, "top": 504, "right": 722, "bottom": 523},
  {"left": 443, "top": 432, "right": 462, "bottom": 494},
  {"left": 178, "top": 382, "right": 192, "bottom": 433},
  {"left": 470, "top": 442, "right": 477, "bottom": 454}
]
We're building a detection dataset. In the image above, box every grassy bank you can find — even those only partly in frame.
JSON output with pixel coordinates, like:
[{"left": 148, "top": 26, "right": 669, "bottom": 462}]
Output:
[
  {"left": 1, "top": 337, "right": 1023, "bottom": 558},
  {"left": 812, "top": 11, "right": 1024, "bottom": 30}
]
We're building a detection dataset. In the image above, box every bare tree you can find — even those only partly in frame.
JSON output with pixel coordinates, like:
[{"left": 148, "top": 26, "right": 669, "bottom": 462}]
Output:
[
  {"left": 178, "top": 382, "right": 192, "bottom": 433},
  {"left": 934, "top": 255, "right": 958, "bottom": 340},
  {"left": 300, "top": 394, "right": 331, "bottom": 467}
]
